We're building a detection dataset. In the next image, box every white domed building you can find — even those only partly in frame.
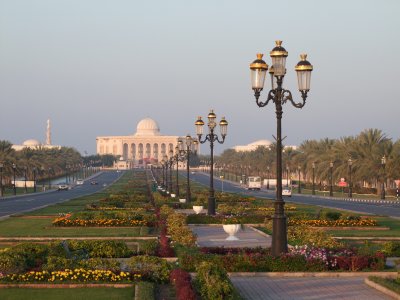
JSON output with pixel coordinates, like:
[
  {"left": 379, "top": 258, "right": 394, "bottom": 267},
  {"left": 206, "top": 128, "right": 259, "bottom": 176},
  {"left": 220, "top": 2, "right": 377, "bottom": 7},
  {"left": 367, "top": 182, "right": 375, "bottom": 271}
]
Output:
[{"left": 96, "top": 117, "right": 193, "bottom": 168}]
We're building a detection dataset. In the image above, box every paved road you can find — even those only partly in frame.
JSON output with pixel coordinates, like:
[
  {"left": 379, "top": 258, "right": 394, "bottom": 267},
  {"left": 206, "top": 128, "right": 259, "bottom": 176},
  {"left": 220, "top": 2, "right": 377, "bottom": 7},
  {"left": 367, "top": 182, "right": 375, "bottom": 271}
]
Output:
[
  {"left": 187, "top": 172, "right": 400, "bottom": 218},
  {"left": 0, "top": 171, "right": 124, "bottom": 219}
]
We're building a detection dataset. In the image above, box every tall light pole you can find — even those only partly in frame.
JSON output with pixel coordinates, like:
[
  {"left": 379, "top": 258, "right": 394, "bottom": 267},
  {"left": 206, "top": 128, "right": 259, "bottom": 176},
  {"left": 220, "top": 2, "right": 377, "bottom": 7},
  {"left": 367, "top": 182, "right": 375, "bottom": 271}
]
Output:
[
  {"left": 286, "top": 165, "right": 289, "bottom": 187},
  {"left": 329, "top": 161, "right": 334, "bottom": 197},
  {"left": 297, "top": 165, "right": 301, "bottom": 194},
  {"left": 171, "top": 145, "right": 182, "bottom": 197},
  {"left": 179, "top": 134, "right": 198, "bottom": 203},
  {"left": 24, "top": 166, "right": 28, "bottom": 193},
  {"left": 48, "top": 168, "right": 51, "bottom": 189},
  {"left": 267, "top": 166, "right": 270, "bottom": 190},
  {"left": 167, "top": 152, "right": 173, "bottom": 195},
  {"left": 381, "top": 155, "right": 386, "bottom": 200},
  {"left": 33, "top": 167, "right": 37, "bottom": 193},
  {"left": 12, "top": 163, "right": 17, "bottom": 195},
  {"left": 195, "top": 110, "right": 228, "bottom": 215},
  {"left": 41, "top": 167, "right": 45, "bottom": 191},
  {"left": 249, "top": 40, "right": 313, "bottom": 256},
  {"left": 0, "top": 163, "right": 3, "bottom": 197},
  {"left": 348, "top": 158, "right": 353, "bottom": 198},
  {"left": 312, "top": 162, "right": 316, "bottom": 195}
]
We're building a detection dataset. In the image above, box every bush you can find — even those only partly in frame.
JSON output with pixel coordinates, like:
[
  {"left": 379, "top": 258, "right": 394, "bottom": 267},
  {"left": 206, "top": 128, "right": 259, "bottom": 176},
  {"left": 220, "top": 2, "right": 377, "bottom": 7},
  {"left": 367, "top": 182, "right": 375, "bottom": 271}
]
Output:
[
  {"left": 139, "top": 240, "right": 159, "bottom": 256},
  {"left": 0, "top": 251, "right": 26, "bottom": 275},
  {"left": 68, "top": 240, "right": 133, "bottom": 258},
  {"left": 323, "top": 211, "right": 342, "bottom": 221},
  {"left": 170, "top": 269, "right": 196, "bottom": 300},
  {"left": 195, "top": 262, "right": 241, "bottom": 300},
  {"left": 381, "top": 241, "right": 400, "bottom": 257},
  {"left": 128, "top": 256, "right": 171, "bottom": 283},
  {"left": 166, "top": 213, "right": 196, "bottom": 247}
]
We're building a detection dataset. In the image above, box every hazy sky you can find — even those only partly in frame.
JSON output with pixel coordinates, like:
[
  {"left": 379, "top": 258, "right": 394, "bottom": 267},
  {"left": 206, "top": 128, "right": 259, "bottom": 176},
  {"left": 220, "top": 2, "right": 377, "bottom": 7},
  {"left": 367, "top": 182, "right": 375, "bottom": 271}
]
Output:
[{"left": 1, "top": 0, "right": 399, "bottom": 155}]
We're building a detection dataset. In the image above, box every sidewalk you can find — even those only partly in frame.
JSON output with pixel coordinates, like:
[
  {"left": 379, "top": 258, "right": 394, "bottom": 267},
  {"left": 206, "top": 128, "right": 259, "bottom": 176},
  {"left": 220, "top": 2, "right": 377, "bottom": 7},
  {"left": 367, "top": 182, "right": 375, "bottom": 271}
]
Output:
[{"left": 190, "top": 224, "right": 396, "bottom": 299}]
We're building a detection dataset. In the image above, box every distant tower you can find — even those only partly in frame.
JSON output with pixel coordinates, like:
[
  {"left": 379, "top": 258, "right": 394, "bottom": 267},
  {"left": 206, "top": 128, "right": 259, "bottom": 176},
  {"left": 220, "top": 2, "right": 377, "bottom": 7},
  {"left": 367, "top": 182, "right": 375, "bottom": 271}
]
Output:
[{"left": 46, "top": 119, "right": 51, "bottom": 145}]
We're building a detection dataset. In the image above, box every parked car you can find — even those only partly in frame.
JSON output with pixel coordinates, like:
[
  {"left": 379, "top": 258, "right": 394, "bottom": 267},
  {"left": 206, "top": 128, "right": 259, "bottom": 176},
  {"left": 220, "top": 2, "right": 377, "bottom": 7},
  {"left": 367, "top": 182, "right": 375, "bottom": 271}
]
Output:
[
  {"left": 76, "top": 179, "right": 84, "bottom": 185},
  {"left": 90, "top": 180, "right": 98, "bottom": 185},
  {"left": 282, "top": 187, "right": 292, "bottom": 197},
  {"left": 58, "top": 183, "right": 69, "bottom": 191}
]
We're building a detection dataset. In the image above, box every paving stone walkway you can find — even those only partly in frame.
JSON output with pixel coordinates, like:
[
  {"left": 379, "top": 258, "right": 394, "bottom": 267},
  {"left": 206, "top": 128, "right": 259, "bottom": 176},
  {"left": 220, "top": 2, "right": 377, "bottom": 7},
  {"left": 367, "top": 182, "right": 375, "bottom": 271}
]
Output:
[
  {"left": 189, "top": 225, "right": 271, "bottom": 248},
  {"left": 230, "top": 276, "right": 392, "bottom": 300}
]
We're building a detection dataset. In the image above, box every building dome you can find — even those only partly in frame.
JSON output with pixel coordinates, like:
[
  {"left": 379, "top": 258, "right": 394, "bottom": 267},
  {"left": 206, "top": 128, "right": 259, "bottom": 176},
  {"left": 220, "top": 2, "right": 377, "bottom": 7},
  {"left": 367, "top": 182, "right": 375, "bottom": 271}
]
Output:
[
  {"left": 22, "top": 139, "right": 41, "bottom": 146},
  {"left": 248, "top": 139, "right": 272, "bottom": 147},
  {"left": 135, "top": 118, "right": 160, "bottom": 136}
]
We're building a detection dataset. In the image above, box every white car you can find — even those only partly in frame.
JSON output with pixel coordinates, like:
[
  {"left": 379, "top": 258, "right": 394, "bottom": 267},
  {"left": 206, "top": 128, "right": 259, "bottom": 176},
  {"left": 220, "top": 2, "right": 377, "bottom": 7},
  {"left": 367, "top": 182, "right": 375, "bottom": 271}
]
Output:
[
  {"left": 58, "top": 183, "right": 69, "bottom": 191},
  {"left": 282, "top": 188, "right": 292, "bottom": 197},
  {"left": 76, "top": 179, "right": 84, "bottom": 185}
]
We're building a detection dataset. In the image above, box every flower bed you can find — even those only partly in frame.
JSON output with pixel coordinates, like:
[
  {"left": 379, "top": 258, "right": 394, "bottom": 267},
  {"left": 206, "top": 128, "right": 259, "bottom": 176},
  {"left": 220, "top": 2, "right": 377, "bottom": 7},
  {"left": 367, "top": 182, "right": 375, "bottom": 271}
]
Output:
[
  {"left": 177, "top": 246, "right": 386, "bottom": 272},
  {"left": 52, "top": 216, "right": 148, "bottom": 227},
  {"left": 288, "top": 218, "right": 378, "bottom": 227},
  {"left": 0, "top": 269, "right": 141, "bottom": 283},
  {"left": 187, "top": 214, "right": 266, "bottom": 224}
]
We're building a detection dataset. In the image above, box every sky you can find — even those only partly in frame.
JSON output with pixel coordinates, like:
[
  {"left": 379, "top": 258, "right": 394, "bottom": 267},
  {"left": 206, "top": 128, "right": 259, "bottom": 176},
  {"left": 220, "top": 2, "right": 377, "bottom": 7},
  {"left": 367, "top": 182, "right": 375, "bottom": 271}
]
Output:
[{"left": 1, "top": 0, "right": 399, "bottom": 155}]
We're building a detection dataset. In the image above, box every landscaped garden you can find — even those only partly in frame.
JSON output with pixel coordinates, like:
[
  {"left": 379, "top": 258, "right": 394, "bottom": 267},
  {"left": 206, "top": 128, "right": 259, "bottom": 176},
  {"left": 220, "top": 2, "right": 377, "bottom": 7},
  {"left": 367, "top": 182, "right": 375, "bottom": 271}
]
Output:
[{"left": 1, "top": 168, "right": 400, "bottom": 299}]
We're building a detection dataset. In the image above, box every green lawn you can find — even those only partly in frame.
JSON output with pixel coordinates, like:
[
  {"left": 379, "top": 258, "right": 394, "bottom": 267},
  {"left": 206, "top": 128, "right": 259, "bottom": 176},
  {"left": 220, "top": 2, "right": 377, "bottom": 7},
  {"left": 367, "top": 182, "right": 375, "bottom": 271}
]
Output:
[
  {"left": 0, "top": 217, "right": 155, "bottom": 237},
  {"left": 327, "top": 217, "right": 400, "bottom": 237},
  {"left": 0, "top": 287, "right": 134, "bottom": 300}
]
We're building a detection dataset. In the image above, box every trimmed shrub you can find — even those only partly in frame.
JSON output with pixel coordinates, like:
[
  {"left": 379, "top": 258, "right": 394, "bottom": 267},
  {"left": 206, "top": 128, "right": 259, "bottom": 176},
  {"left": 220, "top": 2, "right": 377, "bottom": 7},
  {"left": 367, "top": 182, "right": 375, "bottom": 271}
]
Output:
[
  {"left": 128, "top": 256, "right": 171, "bottom": 283},
  {"left": 170, "top": 268, "right": 196, "bottom": 300}
]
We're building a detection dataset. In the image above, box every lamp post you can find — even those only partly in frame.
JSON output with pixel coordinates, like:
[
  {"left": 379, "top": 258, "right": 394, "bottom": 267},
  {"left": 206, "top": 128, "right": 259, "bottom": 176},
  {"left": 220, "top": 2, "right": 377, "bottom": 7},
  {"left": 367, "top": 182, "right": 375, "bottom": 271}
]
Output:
[
  {"left": 0, "top": 162, "right": 3, "bottom": 197},
  {"left": 161, "top": 159, "right": 166, "bottom": 189},
  {"left": 297, "top": 165, "right": 301, "bottom": 194},
  {"left": 249, "top": 40, "right": 313, "bottom": 256},
  {"left": 381, "top": 155, "right": 386, "bottom": 200},
  {"left": 65, "top": 164, "right": 69, "bottom": 184},
  {"left": 172, "top": 145, "right": 182, "bottom": 197},
  {"left": 267, "top": 166, "right": 270, "bottom": 190},
  {"left": 286, "top": 165, "right": 289, "bottom": 187},
  {"left": 312, "top": 162, "right": 316, "bottom": 195},
  {"left": 33, "top": 167, "right": 37, "bottom": 193},
  {"left": 348, "top": 158, "right": 353, "bottom": 198},
  {"left": 329, "top": 162, "right": 334, "bottom": 197},
  {"left": 12, "top": 163, "right": 17, "bottom": 195},
  {"left": 167, "top": 152, "right": 173, "bottom": 195},
  {"left": 195, "top": 110, "right": 228, "bottom": 215},
  {"left": 48, "top": 168, "right": 51, "bottom": 189},
  {"left": 180, "top": 134, "right": 197, "bottom": 203},
  {"left": 41, "top": 167, "right": 45, "bottom": 191},
  {"left": 24, "top": 166, "right": 28, "bottom": 193}
]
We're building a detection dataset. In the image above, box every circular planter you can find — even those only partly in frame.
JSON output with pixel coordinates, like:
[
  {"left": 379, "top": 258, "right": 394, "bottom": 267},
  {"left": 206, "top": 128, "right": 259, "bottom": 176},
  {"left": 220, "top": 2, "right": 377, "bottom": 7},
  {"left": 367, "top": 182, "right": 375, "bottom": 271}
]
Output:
[
  {"left": 223, "top": 224, "right": 241, "bottom": 241},
  {"left": 171, "top": 193, "right": 176, "bottom": 198},
  {"left": 179, "top": 198, "right": 186, "bottom": 203},
  {"left": 192, "top": 205, "right": 203, "bottom": 214}
]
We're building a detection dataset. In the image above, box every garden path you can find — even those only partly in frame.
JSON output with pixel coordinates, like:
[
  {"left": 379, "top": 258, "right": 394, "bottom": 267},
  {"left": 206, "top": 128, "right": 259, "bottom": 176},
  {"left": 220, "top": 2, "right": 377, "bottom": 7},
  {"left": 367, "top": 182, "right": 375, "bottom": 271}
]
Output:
[
  {"left": 188, "top": 225, "right": 271, "bottom": 248},
  {"left": 230, "top": 276, "right": 393, "bottom": 300}
]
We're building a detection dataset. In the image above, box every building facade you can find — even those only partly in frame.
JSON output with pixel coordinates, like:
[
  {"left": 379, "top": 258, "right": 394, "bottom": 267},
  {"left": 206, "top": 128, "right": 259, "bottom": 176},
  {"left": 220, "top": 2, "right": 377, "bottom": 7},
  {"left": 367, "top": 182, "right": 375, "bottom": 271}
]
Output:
[{"left": 96, "top": 117, "right": 189, "bottom": 167}]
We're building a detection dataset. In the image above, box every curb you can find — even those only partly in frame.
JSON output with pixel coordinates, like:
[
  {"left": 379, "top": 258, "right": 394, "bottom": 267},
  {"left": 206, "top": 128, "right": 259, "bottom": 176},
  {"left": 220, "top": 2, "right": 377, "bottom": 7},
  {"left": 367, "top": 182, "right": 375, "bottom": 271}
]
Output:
[
  {"left": 365, "top": 278, "right": 400, "bottom": 300},
  {"left": 0, "top": 283, "right": 134, "bottom": 288},
  {"left": 228, "top": 272, "right": 398, "bottom": 278}
]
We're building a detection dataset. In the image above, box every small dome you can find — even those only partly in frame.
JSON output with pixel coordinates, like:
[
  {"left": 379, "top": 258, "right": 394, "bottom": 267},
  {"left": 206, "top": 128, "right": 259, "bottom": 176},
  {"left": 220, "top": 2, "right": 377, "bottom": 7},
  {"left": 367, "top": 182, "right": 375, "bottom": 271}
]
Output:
[
  {"left": 135, "top": 118, "right": 160, "bottom": 136},
  {"left": 23, "top": 139, "right": 41, "bottom": 146}
]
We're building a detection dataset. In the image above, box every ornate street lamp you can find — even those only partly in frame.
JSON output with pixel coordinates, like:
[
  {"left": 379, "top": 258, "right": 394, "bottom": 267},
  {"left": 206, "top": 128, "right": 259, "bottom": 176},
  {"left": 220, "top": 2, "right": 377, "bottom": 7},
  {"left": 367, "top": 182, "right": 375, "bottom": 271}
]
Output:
[
  {"left": 267, "top": 166, "right": 270, "bottom": 190},
  {"left": 329, "top": 162, "right": 334, "bottom": 197},
  {"left": 195, "top": 110, "right": 228, "bottom": 215},
  {"left": 297, "top": 165, "right": 301, "bottom": 194},
  {"left": 161, "top": 158, "right": 166, "bottom": 189},
  {"left": 348, "top": 158, "right": 353, "bottom": 198},
  {"left": 312, "top": 162, "right": 316, "bottom": 195},
  {"left": 171, "top": 144, "right": 183, "bottom": 197},
  {"left": 0, "top": 162, "right": 3, "bottom": 197},
  {"left": 179, "top": 134, "right": 198, "bottom": 203},
  {"left": 381, "top": 155, "right": 386, "bottom": 200},
  {"left": 33, "top": 167, "right": 37, "bottom": 193},
  {"left": 249, "top": 40, "right": 313, "bottom": 256},
  {"left": 12, "top": 163, "right": 17, "bottom": 195}
]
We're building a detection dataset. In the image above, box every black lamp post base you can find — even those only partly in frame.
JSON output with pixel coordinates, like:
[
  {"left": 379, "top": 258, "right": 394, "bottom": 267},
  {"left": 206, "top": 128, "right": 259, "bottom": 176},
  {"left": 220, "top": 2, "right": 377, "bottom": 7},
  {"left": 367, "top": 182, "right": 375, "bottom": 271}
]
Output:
[
  {"left": 271, "top": 215, "right": 288, "bottom": 256},
  {"left": 208, "top": 196, "right": 216, "bottom": 215}
]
